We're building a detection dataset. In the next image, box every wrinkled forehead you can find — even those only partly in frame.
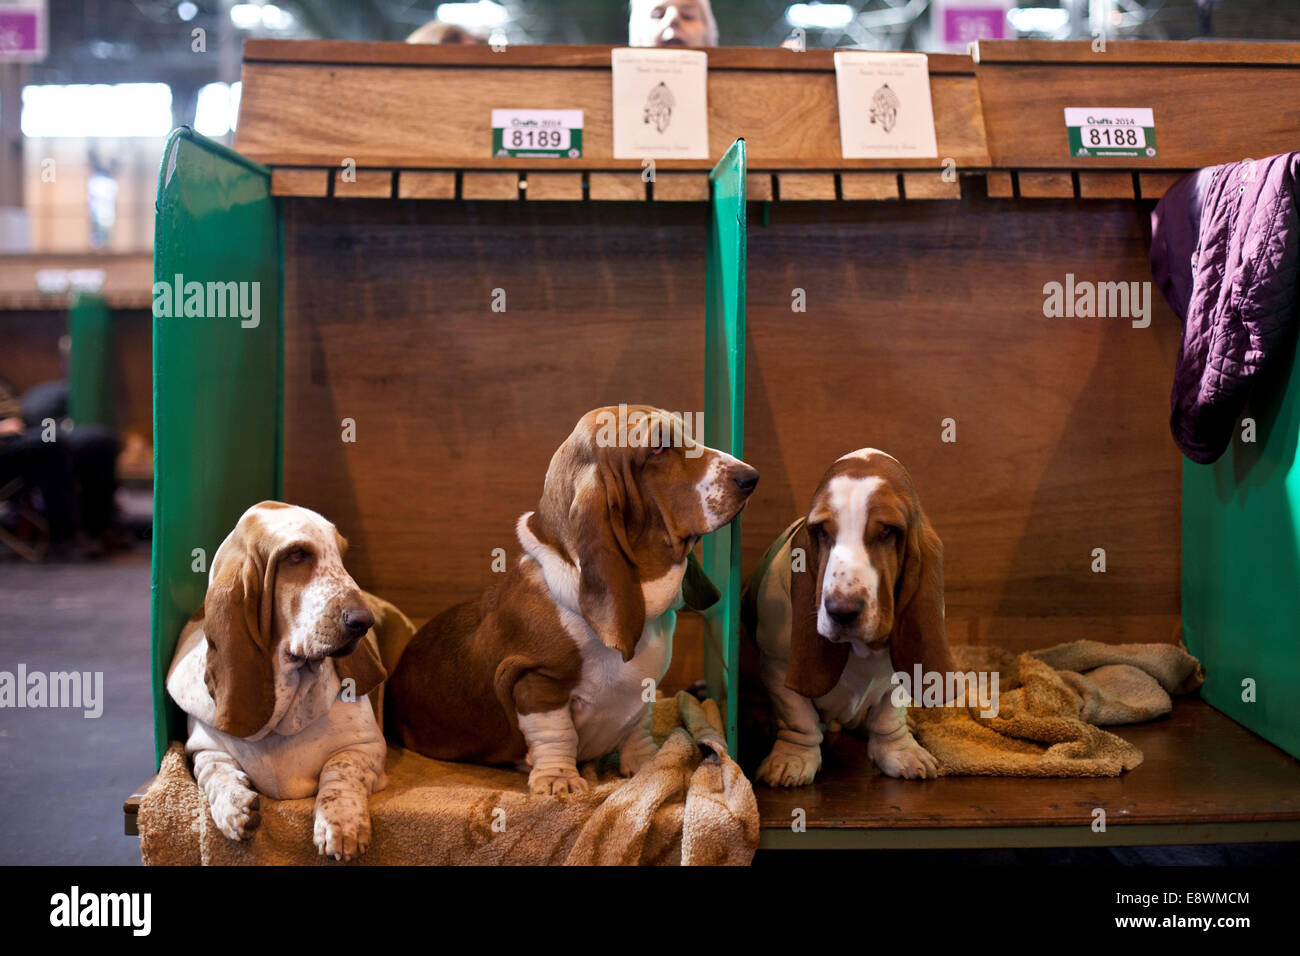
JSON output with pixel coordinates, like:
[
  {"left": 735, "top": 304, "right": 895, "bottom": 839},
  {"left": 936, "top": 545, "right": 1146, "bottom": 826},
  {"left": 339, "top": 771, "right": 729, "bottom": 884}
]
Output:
[
  {"left": 809, "top": 449, "right": 913, "bottom": 522},
  {"left": 571, "top": 405, "right": 704, "bottom": 453},
  {"left": 235, "top": 502, "right": 337, "bottom": 551}
]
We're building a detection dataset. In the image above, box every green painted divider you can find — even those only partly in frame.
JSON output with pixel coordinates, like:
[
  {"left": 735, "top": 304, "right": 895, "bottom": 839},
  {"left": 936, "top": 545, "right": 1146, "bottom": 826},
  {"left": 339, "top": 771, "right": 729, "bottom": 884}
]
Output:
[
  {"left": 1182, "top": 339, "right": 1300, "bottom": 759},
  {"left": 149, "top": 128, "right": 283, "bottom": 763},
  {"left": 67, "top": 292, "right": 115, "bottom": 429},
  {"left": 703, "top": 139, "right": 747, "bottom": 756}
]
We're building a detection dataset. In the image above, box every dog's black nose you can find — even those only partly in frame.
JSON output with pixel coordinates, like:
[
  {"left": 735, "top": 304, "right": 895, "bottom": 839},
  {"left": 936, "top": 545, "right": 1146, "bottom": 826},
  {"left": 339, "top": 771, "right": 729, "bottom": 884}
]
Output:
[
  {"left": 733, "top": 466, "right": 759, "bottom": 494},
  {"left": 824, "top": 597, "right": 864, "bottom": 627},
  {"left": 342, "top": 608, "right": 374, "bottom": 636}
]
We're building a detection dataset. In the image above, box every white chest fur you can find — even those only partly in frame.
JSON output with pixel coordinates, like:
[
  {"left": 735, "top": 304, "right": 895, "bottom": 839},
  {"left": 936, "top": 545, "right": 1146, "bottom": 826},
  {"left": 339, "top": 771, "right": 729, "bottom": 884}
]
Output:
[{"left": 558, "top": 605, "right": 673, "bottom": 762}]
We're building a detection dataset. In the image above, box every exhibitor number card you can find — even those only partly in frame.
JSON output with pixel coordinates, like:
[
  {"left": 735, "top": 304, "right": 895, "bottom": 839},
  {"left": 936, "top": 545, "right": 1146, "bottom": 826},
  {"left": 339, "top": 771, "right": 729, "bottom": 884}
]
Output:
[
  {"left": 833, "top": 51, "right": 938, "bottom": 159},
  {"left": 611, "top": 47, "right": 709, "bottom": 160}
]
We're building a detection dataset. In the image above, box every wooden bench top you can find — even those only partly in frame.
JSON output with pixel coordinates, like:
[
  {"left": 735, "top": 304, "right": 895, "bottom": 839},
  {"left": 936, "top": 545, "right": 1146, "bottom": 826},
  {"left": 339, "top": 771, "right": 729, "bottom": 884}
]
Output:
[{"left": 757, "top": 699, "right": 1300, "bottom": 848}]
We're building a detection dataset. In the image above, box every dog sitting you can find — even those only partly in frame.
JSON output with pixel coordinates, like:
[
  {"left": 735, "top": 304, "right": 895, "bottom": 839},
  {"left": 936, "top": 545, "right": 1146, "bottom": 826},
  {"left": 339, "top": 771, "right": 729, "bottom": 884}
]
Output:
[
  {"left": 387, "top": 405, "right": 759, "bottom": 796},
  {"left": 743, "top": 449, "right": 955, "bottom": 787},
  {"left": 166, "top": 502, "right": 391, "bottom": 861}
]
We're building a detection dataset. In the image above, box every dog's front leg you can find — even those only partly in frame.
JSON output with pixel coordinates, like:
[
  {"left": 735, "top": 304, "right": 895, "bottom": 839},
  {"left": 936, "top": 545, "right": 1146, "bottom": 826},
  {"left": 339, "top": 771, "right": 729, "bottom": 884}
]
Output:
[
  {"left": 617, "top": 704, "right": 659, "bottom": 777},
  {"left": 518, "top": 706, "right": 587, "bottom": 796},
  {"left": 313, "top": 744, "right": 384, "bottom": 862},
  {"left": 864, "top": 693, "right": 938, "bottom": 780},
  {"left": 755, "top": 653, "right": 825, "bottom": 787},
  {"left": 192, "top": 747, "right": 261, "bottom": 841}
]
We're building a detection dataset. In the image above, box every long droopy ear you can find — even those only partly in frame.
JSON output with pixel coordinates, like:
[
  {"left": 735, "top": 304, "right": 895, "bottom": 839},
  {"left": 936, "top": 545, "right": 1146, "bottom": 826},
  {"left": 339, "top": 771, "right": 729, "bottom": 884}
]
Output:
[
  {"left": 334, "top": 633, "right": 387, "bottom": 699},
  {"left": 202, "top": 526, "right": 278, "bottom": 738},
  {"left": 891, "top": 507, "right": 955, "bottom": 696},
  {"left": 785, "top": 520, "right": 850, "bottom": 699},
  {"left": 681, "top": 549, "right": 721, "bottom": 612},
  {"left": 573, "top": 460, "right": 646, "bottom": 662}
]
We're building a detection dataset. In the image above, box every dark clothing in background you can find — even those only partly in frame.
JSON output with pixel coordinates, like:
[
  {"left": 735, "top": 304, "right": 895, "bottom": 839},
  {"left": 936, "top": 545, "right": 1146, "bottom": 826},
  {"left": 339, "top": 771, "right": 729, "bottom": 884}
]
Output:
[
  {"left": 0, "top": 380, "right": 118, "bottom": 543},
  {"left": 1150, "top": 152, "right": 1300, "bottom": 464}
]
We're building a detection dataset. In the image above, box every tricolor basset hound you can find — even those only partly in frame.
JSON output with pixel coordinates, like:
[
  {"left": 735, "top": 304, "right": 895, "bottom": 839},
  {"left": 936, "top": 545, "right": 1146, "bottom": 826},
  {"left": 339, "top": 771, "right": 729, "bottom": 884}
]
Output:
[
  {"left": 743, "top": 449, "right": 955, "bottom": 787},
  {"left": 387, "top": 405, "right": 759, "bottom": 796},
  {"left": 166, "top": 502, "right": 391, "bottom": 861}
]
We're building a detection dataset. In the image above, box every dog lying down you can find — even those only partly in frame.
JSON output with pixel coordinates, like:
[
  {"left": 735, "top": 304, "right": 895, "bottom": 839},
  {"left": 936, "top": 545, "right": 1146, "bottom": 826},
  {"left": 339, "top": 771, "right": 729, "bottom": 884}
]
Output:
[
  {"left": 167, "top": 501, "right": 409, "bottom": 862},
  {"left": 387, "top": 405, "right": 759, "bottom": 796}
]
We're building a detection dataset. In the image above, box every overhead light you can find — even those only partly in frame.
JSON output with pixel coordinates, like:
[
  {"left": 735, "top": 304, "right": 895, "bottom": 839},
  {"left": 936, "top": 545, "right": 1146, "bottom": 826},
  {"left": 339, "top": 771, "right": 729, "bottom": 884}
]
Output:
[
  {"left": 436, "top": 1, "right": 508, "bottom": 30},
  {"left": 785, "top": 3, "right": 855, "bottom": 31},
  {"left": 1007, "top": 7, "right": 1070, "bottom": 34},
  {"left": 194, "top": 81, "right": 243, "bottom": 137},
  {"left": 21, "top": 83, "right": 173, "bottom": 138},
  {"left": 230, "top": 4, "right": 262, "bottom": 29},
  {"left": 177, "top": 2, "right": 198, "bottom": 22},
  {"left": 230, "top": 3, "right": 295, "bottom": 31}
]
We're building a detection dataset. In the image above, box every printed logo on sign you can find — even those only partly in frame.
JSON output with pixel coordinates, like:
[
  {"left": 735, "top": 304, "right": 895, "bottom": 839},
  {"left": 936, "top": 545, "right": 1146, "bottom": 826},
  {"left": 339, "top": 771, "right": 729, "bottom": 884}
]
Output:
[
  {"left": 1065, "top": 107, "right": 1157, "bottom": 158},
  {"left": 491, "top": 109, "right": 583, "bottom": 159}
]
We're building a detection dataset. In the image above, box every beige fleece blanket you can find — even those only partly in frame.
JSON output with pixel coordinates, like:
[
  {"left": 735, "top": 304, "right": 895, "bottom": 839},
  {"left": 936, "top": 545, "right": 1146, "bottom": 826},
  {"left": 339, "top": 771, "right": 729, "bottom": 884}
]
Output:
[
  {"left": 908, "top": 640, "right": 1204, "bottom": 776},
  {"left": 139, "top": 691, "right": 758, "bottom": 866}
]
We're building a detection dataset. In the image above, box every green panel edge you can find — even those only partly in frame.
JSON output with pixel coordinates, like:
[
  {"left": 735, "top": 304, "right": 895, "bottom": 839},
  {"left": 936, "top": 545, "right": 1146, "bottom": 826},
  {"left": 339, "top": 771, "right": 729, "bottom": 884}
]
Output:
[
  {"left": 703, "top": 139, "right": 748, "bottom": 757},
  {"left": 149, "top": 128, "right": 284, "bottom": 765},
  {"left": 67, "top": 292, "right": 116, "bottom": 429},
  {"left": 1181, "top": 338, "right": 1300, "bottom": 759}
]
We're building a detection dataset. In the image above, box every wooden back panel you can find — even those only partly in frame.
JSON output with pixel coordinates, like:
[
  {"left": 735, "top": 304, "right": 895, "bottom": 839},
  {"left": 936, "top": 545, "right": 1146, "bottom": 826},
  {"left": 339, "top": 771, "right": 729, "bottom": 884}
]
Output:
[
  {"left": 282, "top": 192, "right": 1182, "bottom": 657},
  {"left": 281, "top": 199, "right": 708, "bottom": 622},
  {"left": 743, "top": 191, "right": 1183, "bottom": 651}
]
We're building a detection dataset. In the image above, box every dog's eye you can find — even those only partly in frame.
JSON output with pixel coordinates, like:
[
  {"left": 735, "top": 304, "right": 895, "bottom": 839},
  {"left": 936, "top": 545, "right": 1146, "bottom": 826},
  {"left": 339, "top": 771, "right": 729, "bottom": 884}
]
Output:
[
  {"left": 877, "top": 526, "right": 898, "bottom": 543},
  {"left": 650, "top": 445, "right": 668, "bottom": 457},
  {"left": 284, "top": 548, "right": 310, "bottom": 565}
]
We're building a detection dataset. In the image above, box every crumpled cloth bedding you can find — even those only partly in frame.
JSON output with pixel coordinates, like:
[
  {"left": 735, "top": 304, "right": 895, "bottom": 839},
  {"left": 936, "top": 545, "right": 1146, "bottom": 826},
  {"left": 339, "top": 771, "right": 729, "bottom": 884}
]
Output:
[
  {"left": 139, "top": 691, "right": 758, "bottom": 866},
  {"left": 908, "top": 640, "right": 1204, "bottom": 777}
]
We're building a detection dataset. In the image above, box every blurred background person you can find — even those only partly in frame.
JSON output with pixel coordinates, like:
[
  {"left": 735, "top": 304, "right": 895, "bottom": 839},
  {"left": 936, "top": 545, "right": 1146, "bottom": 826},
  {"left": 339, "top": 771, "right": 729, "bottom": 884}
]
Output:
[
  {"left": 629, "top": 0, "right": 719, "bottom": 48},
  {"left": 407, "top": 20, "right": 486, "bottom": 44}
]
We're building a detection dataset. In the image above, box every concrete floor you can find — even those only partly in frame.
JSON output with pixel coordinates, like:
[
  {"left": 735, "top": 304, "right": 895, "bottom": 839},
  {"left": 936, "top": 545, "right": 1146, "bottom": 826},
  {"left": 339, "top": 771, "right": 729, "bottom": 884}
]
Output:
[{"left": 0, "top": 551, "right": 153, "bottom": 865}]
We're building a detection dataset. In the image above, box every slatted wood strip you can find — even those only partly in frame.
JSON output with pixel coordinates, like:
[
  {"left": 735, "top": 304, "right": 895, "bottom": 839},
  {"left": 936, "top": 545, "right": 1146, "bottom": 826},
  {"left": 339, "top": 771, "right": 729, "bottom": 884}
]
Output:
[
  {"left": 776, "top": 172, "right": 836, "bottom": 201},
  {"left": 1018, "top": 171, "right": 1075, "bottom": 198},
  {"left": 839, "top": 172, "right": 900, "bottom": 200},
  {"left": 397, "top": 170, "right": 456, "bottom": 199},
  {"left": 270, "top": 168, "right": 330, "bottom": 197},
  {"left": 588, "top": 172, "right": 645, "bottom": 201},
  {"left": 1079, "top": 171, "right": 1137, "bottom": 199},
  {"left": 653, "top": 172, "right": 709, "bottom": 202},
  {"left": 462, "top": 171, "right": 521, "bottom": 200},
  {"left": 524, "top": 172, "right": 584, "bottom": 201},
  {"left": 334, "top": 169, "right": 394, "bottom": 198},
  {"left": 1139, "top": 171, "right": 1190, "bottom": 200},
  {"left": 902, "top": 171, "right": 962, "bottom": 199}
]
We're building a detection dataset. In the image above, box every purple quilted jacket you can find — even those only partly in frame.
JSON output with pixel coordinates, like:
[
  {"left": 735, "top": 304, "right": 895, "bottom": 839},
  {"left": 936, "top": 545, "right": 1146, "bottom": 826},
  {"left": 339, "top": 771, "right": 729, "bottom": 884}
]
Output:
[{"left": 1150, "top": 152, "right": 1300, "bottom": 464}]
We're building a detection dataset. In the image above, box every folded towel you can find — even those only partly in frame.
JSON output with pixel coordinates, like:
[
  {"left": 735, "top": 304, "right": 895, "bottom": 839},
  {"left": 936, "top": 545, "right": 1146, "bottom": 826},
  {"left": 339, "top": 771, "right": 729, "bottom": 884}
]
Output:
[
  {"left": 139, "top": 691, "right": 758, "bottom": 866},
  {"left": 908, "top": 640, "right": 1204, "bottom": 777}
]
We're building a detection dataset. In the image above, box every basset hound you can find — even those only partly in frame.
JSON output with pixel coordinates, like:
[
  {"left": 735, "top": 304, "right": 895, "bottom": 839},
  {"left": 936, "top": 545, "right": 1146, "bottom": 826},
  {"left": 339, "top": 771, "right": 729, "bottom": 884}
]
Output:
[
  {"left": 387, "top": 405, "right": 759, "bottom": 796},
  {"left": 743, "top": 449, "right": 955, "bottom": 787},
  {"left": 166, "top": 502, "right": 391, "bottom": 861}
]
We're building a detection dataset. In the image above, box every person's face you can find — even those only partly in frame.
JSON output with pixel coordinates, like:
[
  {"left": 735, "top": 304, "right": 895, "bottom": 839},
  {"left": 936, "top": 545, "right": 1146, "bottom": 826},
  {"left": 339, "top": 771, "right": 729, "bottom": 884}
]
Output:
[{"left": 631, "top": 1, "right": 714, "bottom": 48}]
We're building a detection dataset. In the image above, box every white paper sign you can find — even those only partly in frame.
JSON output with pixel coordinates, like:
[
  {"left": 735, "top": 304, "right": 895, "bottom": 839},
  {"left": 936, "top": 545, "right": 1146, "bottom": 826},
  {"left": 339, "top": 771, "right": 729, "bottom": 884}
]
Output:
[
  {"left": 611, "top": 48, "right": 709, "bottom": 160},
  {"left": 834, "top": 52, "right": 938, "bottom": 159}
]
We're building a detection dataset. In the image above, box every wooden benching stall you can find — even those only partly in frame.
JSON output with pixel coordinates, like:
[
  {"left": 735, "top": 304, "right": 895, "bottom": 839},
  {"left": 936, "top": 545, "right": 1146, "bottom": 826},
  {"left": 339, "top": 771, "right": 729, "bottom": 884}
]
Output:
[{"left": 135, "top": 39, "right": 1300, "bottom": 851}]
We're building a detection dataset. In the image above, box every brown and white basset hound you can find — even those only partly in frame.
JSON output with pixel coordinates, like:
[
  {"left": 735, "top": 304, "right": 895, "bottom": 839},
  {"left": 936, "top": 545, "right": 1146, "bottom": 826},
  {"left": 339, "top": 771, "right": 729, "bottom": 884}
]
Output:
[
  {"left": 743, "top": 449, "right": 955, "bottom": 787},
  {"left": 166, "top": 502, "right": 392, "bottom": 861},
  {"left": 386, "top": 405, "right": 759, "bottom": 796}
]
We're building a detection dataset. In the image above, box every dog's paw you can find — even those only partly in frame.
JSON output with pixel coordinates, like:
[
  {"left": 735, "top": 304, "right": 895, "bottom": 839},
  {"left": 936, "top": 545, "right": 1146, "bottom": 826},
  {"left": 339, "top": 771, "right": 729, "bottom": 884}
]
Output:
[
  {"left": 529, "top": 767, "right": 589, "bottom": 796},
  {"left": 870, "top": 734, "right": 939, "bottom": 780},
  {"left": 209, "top": 785, "right": 261, "bottom": 841},
  {"left": 755, "top": 742, "right": 822, "bottom": 788},
  {"left": 313, "top": 806, "right": 371, "bottom": 862}
]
